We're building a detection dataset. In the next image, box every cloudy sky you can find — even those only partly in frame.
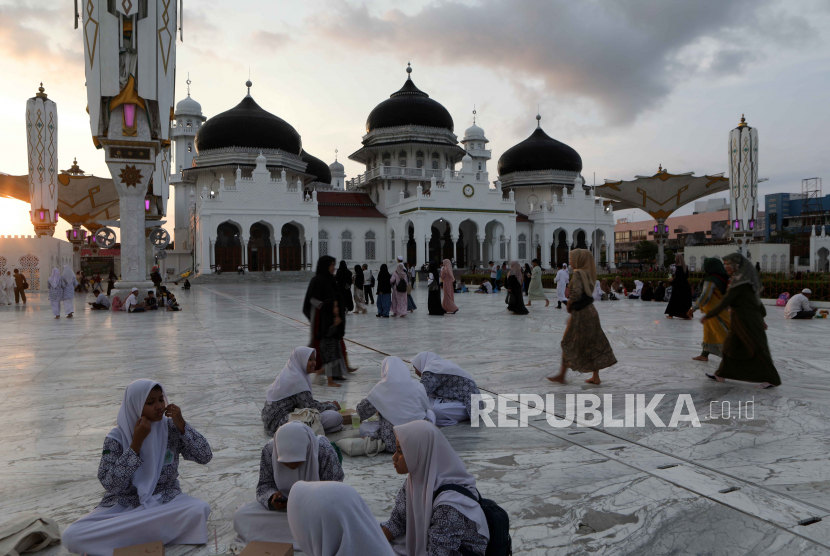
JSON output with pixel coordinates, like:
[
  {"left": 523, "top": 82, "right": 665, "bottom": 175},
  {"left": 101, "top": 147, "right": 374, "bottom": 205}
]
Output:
[{"left": 1, "top": 0, "right": 829, "bottom": 237}]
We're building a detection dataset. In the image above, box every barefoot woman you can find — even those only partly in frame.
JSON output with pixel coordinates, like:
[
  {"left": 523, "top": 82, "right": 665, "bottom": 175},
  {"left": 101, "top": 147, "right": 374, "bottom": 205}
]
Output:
[{"left": 548, "top": 249, "right": 617, "bottom": 385}]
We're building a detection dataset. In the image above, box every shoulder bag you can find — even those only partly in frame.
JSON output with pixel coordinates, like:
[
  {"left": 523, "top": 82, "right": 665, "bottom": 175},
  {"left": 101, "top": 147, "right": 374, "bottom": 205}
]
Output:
[
  {"left": 336, "top": 436, "right": 385, "bottom": 457},
  {"left": 287, "top": 408, "right": 325, "bottom": 436}
]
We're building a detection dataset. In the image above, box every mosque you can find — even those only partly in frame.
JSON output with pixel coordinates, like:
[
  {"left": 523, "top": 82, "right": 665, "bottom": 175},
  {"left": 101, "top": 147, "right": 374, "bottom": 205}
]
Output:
[{"left": 164, "top": 65, "right": 615, "bottom": 275}]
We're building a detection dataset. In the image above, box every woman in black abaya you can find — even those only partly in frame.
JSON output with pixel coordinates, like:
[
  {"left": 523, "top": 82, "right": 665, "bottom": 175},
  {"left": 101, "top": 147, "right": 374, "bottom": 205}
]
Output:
[
  {"left": 427, "top": 261, "right": 445, "bottom": 316},
  {"left": 666, "top": 254, "right": 692, "bottom": 319},
  {"left": 335, "top": 260, "right": 354, "bottom": 313}
]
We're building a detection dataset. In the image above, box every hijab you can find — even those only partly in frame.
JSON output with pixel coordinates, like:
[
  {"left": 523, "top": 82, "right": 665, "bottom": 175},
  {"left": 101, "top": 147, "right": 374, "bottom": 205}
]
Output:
[
  {"left": 395, "top": 262, "right": 408, "bottom": 280},
  {"left": 366, "top": 357, "right": 430, "bottom": 426},
  {"left": 633, "top": 280, "right": 644, "bottom": 295},
  {"left": 411, "top": 352, "right": 474, "bottom": 381},
  {"left": 428, "top": 261, "right": 440, "bottom": 281},
  {"left": 62, "top": 265, "right": 76, "bottom": 286},
  {"left": 675, "top": 253, "right": 687, "bottom": 272},
  {"left": 353, "top": 265, "right": 364, "bottom": 289},
  {"left": 702, "top": 257, "right": 729, "bottom": 294},
  {"left": 272, "top": 421, "right": 320, "bottom": 496},
  {"left": 441, "top": 259, "right": 453, "bottom": 278},
  {"left": 376, "top": 264, "right": 391, "bottom": 291},
  {"left": 336, "top": 260, "right": 352, "bottom": 289},
  {"left": 48, "top": 268, "right": 62, "bottom": 288},
  {"left": 592, "top": 280, "right": 603, "bottom": 301},
  {"left": 304, "top": 257, "right": 337, "bottom": 319},
  {"left": 106, "top": 379, "right": 169, "bottom": 507},
  {"left": 266, "top": 347, "right": 315, "bottom": 402},
  {"left": 394, "top": 420, "right": 489, "bottom": 556},
  {"left": 723, "top": 252, "right": 762, "bottom": 301},
  {"left": 600, "top": 279, "right": 611, "bottom": 294},
  {"left": 569, "top": 249, "right": 596, "bottom": 294},
  {"left": 288, "top": 481, "right": 395, "bottom": 556},
  {"left": 508, "top": 261, "right": 523, "bottom": 285}
]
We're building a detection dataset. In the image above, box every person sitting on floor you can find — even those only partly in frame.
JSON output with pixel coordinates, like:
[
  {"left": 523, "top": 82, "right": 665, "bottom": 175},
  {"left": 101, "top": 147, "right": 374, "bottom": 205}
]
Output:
[
  {"left": 166, "top": 294, "right": 181, "bottom": 311},
  {"left": 182, "top": 279, "right": 191, "bottom": 290},
  {"left": 124, "top": 288, "right": 146, "bottom": 313},
  {"left": 785, "top": 288, "right": 816, "bottom": 319},
  {"left": 412, "top": 352, "right": 481, "bottom": 427},
  {"left": 628, "top": 280, "right": 643, "bottom": 300},
  {"left": 455, "top": 280, "right": 468, "bottom": 293},
  {"left": 641, "top": 281, "right": 655, "bottom": 301},
  {"left": 381, "top": 420, "right": 489, "bottom": 556},
  {"left": 654, "top": 281, "right": 666, "bottom": 302},
  {"left": 261, "top": 347, "right": 343, "bottom": 436},
  {"left": 355, "top": 356, "right": 436, "bottom": 453},
  {"left": 145, "top": 290, "right": 159, "bottom": 310},
  {"left": 88, "top": 292, "right": 111, "bottom": 310},
  {"left": 61, "top": 380, "right": 213, "bottom": 555},
  {"left": 475, "top": 280, "right": 493, "bottom": 294},
  {"left": 233, "top": 421, "right": 344, "bottom": 547}
]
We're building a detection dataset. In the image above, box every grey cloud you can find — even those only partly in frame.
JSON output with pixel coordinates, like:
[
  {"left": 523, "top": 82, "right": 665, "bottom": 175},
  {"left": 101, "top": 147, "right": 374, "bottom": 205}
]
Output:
[
  {"left": 311, "top": 0, "right": 823, "bottom": 125},
  {"left": 253, "top": 31, "right": 291, "bottom": 50},
  {"left": 0, "top": 2, "right": 82, "bottom": 69}
]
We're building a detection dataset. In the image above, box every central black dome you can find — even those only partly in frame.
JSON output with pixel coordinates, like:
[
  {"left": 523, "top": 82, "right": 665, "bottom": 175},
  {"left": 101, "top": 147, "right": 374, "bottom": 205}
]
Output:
[
  {"left": 497, "top": 125, "right": 582, "bottom": 176},
  {"left": 195, "top": 95, "right": 302, "bottom": 155},
  {"left": 366, "top": 68, "right": 454, "bottom": 133},
  {"left": 301, "top": 150, "right": 331, "bottom": 184}
]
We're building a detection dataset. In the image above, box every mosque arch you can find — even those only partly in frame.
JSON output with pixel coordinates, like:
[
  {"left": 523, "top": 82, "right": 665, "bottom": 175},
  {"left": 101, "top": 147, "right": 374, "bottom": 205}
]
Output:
[
  {"left": 518, "top": 233, "right": 528, "bottom": 261},
  {"left": 817, "top": 247, "right": 829, "bottom": 272},
  {"left": 319, "top": 229, "right": 329, "bottom": 257},
  {"left": 247, "top": 222, "right": 273, "bottom": 271},
  {"left": 458, "top": 219, "right": 479, "bottom": 268},
  {"left": 341, "top": 230, "right": 353, "bottom": 261},
  {"left": 405, "top": 220, "right": 417, "bottom": 265},
  {"left": 215, "top": 221, "right": 242, "bottom": 271},
  {"left": 365, "top": 230, "right": 377, "bottom": 261},
  {"left": 280, "top": 223, "right": 303, "bottom": 271},
  {"left": 429, "top": 218, "right": 453, "bottom": 263},
  {"left": 553, "top": 228, "right": 569, "bottom": 267},
  {"left": 573, "top": 228, "right": 588, "bottom": 250}
]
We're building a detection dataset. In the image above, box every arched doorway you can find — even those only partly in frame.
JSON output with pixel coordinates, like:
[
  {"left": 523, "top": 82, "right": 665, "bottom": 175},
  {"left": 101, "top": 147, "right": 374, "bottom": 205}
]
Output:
[
  {"left": 575, "top": 230, "right": 588, "bottom": 249},
  {"left": 553, "top": 230, "right": 568, "bottom": 267},
  {"left": 429, "top": 219, "right": 452, "bottom": 263},
  {"left": 215, "top": 222, "right": 241, "bottom": 271},
  {"left": 406, "top": 224, "right": 417, "bottom": 266},
  {"left": 248, "top": 223, "right": 273, "bottom": 271},
  {"left": 818, "top": 247, "right": 829, "bottom": 272},
  {"left": 280, "top": 223, "right": 302, "bottom": 271}
]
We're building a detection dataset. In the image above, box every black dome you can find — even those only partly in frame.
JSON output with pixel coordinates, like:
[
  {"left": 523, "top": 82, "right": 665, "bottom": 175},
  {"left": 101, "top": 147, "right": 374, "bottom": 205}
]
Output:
[
  {"left": 366, "top": 76, "right": 454, "bottom": 133},
  {"left": 497, "top": 126, "right": 582, "bottom": 176},
  {"left": 195, "top": 96, "right": 302, "bottom": 155},
  {"left": 301, "top": 150, "right": 331, "bottom": 184}
]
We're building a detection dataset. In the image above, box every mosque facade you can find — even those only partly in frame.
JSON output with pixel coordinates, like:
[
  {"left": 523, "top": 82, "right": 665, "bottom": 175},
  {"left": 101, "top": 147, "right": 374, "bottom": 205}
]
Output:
[{"left": 175, "top": 67, "right": 615, "bottom": 275}]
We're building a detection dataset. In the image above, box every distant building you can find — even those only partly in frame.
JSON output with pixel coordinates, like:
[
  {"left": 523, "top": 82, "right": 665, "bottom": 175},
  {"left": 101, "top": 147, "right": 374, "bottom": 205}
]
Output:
[{"left": 765, "top": 192, "right": 830, "bottom": 242}]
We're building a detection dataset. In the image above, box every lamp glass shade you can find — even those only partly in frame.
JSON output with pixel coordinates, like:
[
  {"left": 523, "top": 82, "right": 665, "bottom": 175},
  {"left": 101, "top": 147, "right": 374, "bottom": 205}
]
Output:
[
  {"left": 145, "top": 199, "right": 151, "bottom": 210},
  {"left": 734, "top": 220, "right": 741, "bottom": 231},
  {"left": 749, "top": 219, "right": 755, "bottom": 230},
  {"left": 124, "top": 104, "right": 136, "bottom": 127}
]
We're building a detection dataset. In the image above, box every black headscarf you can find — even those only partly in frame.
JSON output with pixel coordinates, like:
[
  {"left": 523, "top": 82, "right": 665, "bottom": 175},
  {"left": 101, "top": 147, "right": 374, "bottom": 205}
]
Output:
[
  {"left": 336, "top": 260, "right": 352, "bottom": 291},
  {"left": 376, "top": 264, "right": 392, "bottom": 294},
  {"left": 303, "top": 256, "right": 337, "bottom": 319},
  {"left": 354, "top": 264, "right": 364, "bottom": 289},
  {"left": 702, "top": 257, "right": 729, "bottom": 295},
  {"left": 428, "top": 261, "right": 440, "bottom": 282}
]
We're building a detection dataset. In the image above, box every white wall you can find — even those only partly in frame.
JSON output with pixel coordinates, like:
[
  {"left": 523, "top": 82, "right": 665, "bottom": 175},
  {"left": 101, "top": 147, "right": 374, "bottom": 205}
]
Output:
[{"left": 0, "top": 235, "right": 74, "bottom": 291}]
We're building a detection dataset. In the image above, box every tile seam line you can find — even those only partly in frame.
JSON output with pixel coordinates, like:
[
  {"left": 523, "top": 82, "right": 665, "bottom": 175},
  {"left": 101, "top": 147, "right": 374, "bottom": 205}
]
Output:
[{"left": 197, "top": 285, "right": 830, "bottom": 524}]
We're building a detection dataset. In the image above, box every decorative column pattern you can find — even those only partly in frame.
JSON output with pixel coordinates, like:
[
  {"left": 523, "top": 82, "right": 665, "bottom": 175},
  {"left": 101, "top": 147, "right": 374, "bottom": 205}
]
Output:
[
  {"left": 728, "top": 115, "right": 759, "bottom": 246},
  {"left": 25, "top": 84, "right": 58, "bottom": 237}
]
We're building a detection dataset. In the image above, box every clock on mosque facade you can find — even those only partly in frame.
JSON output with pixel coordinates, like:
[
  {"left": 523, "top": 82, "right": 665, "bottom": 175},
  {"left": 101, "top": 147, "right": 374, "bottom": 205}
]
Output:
[{"left": 463, "top": 184, "right": 474, "bottom": 197}]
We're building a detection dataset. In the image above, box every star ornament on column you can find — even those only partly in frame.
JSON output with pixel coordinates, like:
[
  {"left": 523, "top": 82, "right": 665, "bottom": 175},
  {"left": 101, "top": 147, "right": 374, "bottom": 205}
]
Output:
[{"left": 118, "top": 165, "right": 143, "bottom": 187}]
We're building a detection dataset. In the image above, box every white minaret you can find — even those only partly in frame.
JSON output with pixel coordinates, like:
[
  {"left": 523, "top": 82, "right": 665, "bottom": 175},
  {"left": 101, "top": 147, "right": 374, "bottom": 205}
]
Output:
[
  {"left": 171, "top": 77, "right": 205, "bottom": 251},
  {"left": 728, "top": 114, "right": 759, "bottom": 247},
  {"left": 25, "top": 83, "right": 59, "bottom": 237},
  {"left": 329, "top": 149, "right": 346, "bottom": 190},
  {"left": 460, "top": 108, "right": 490, "bottom": 182}
]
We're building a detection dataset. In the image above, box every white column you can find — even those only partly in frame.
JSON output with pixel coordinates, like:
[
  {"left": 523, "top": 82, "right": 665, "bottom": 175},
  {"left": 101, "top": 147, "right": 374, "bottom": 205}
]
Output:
[
  {"left": 275, "top": 242, "right": 280, "bottom": 271},
  {"left": 452, "top": 235, "right": 459, "bottom": 267},
  {"left": 208, "top": 238, "right": 215, "bottom": 271},
  {"left": 415, "top": 218, "right": 426, "bottom": 266},
  {"left": 478, "top": 236, "right": 484, "bottom": 268},
  {"left": 543, "top": 241, "right": 551, "bottom": 269}
]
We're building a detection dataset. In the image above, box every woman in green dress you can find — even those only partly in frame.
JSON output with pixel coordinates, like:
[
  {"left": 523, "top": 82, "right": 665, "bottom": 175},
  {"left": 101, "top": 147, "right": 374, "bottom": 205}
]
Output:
[
  {"left": 701, "top": 253, "right": 780, "bottom": 388},
  {"left": 526, "top": 258, "right": 549, "bottom": 307}
]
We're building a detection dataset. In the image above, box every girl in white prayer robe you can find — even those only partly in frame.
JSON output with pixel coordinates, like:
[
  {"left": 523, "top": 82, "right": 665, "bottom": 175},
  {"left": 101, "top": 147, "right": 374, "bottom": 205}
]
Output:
[
  {"left": 233, "top": 421, "right": 344, "bottom": 548},
  {"left": 61, "top": 380, "right": 213, "bottom": 556},
  {"left": 411, "top": 352, "right": 481, "bottom": 427},
  {"left": 3, "top": 271, "right": 14, "bottom": 305},
  {"left": 47, "top": 268, "right": 64, "bottom": 318},
  {"left": 60, "top": 265, "right": 78, "bottom": 317},
  {"left": 555, "top": 264, "right": 570, "bottom": 309},
  {"left": 381, "top": 420, "right": 489, "bottom": 556},
  {"left": 288, "top": 481, "right": 395, "bottom": 556}
]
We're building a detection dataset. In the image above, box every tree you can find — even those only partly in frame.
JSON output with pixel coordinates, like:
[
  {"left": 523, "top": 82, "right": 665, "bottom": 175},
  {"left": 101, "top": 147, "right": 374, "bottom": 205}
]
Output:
[{"left": 632, "top": 240, "right": 658, "bottom": 264}]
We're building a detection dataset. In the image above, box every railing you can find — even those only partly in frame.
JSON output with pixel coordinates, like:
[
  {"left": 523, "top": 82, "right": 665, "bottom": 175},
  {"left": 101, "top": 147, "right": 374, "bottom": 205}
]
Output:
[{"left": 346, "top": 167, "right": 450, "bottom": 189}]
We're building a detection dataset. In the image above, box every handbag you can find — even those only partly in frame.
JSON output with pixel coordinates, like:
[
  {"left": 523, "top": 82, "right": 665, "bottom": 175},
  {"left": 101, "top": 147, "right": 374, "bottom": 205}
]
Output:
[
  {"left": 396, "top": 279, "right": 407, "bottom": 293},
  {"left": 287, "top": 408, "right": 325, "bottom": 436},
  {"left": 0, "top": 514, "right": 61, "bottom": 556},
  {"left": 336, "top": 436, "right": 385, "bottom": 457}
]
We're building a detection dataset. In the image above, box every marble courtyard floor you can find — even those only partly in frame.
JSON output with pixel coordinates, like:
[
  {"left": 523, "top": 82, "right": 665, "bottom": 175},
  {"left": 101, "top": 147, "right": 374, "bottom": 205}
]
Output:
[{"left": 2, "top": 283, "right": 830, "bottom": 555}]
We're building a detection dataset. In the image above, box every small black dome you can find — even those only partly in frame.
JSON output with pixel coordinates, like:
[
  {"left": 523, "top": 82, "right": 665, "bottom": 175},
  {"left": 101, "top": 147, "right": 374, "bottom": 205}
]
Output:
[
  {"left": 301, "top": 150, "right": 331, "bottom": 184},
  {"left": 497, "top": 126, "right": 582, "bottom": 176},
  {"left": 195, "top": 95, "right": 302, "bottom": 155},
  {"left": 366, "top": 75, "right": 454, "bottom": 133}
]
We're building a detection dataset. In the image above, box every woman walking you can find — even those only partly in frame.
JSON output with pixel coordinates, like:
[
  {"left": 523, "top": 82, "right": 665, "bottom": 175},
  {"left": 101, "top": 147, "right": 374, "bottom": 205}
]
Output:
[
  {"left": 61, "top": 265, "right": 78, "bottom": 318},
  {"left": 47, "top": 268, "right": 64, "bottom": 318},
  {"left": 353, "top": 264, "right": 367, "bottom": 314},
  {"left": 526, "top": 259, "right": 549, "bottom": 307},
  {"left": 687, "top": 258, "right": 731, "bottom": 362},
  {"left": 523, "top": 263, "right": 532, "bottom": 294},
  {"left": 548, "top": 249, "right": 616, "bottom": 385},
  {"left": 106, "top": 269, "right": 117, "bottom": 296},
  {"left": 506, "top": 261, "right": 529, "bottom": 314},
  {"left": 390, "top": 262, "right": 409, "bottom": 317},
  {"left": 303, "top": 256, "right": 338, "bottom": 372},
  {"left": 701, "top": 253, "right": 780, "bottom": 388},
  {"left": 335, "top": 261, "right": 354, "bottom": 314},
  {"left": 440, "top": 259, "right": 458, "bottom": 314},
  {"left": 427, "top": 262, "right": 445, "bottom": 316},
  {"left": 666, "top": 254, "right": 692, "bottom": 318},
  {"left": 376, "top": 263, "right": 392, "bottom": 318},
  {"left": 554, "top": 264, "right": 569, "bottom": 309}
]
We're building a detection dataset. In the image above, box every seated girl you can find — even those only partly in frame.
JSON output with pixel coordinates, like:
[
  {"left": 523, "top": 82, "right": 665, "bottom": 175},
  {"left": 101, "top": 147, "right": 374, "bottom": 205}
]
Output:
[
  {"left": 62, "top": 380, "right": 212, "bottom": 556},
  {"left": 233, "top": 421, "right": 344, "bottom": 547},
  {"left": 382, "top": 420, "right": 490, "bottom": 556},
  {"left": 411, "top": 351, "right": 481, "bottom": 427},
  {"left": 356, "top": 356, "right": 435, "bottom": 453},
  {"left": 288, "top": 482, "right": 395, "bottom": 556},
  {"left": 261, "top": 347, "right": 343, "bottom": 436}
]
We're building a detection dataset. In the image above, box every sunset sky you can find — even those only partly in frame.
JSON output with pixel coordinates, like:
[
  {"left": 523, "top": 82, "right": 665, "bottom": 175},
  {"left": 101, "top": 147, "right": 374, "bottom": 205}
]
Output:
[{"left": 1, "top": 0, "right": 829, "bottom": 237}]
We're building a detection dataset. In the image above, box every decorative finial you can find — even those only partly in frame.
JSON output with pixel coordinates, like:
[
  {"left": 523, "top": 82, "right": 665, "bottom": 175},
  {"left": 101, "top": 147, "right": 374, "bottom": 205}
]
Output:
[
  {"left": 245, "top": 78, "right": 252, "bottom": 96},
  {"left": 406, "top": 62, "right": 412, "bottom": 76},
  {"left": 36, "top": 82, "right": 47, "bottom": 99},
  {"left": 335, "top": 148, "right": 338, "bottom": 161},
  {"left": 536, "top": 112, "right": 541, "bottom": 128},
  {"left": 186, "top": 72, "right": 191, "bottom": 96},
  {"left": 472, "top": 105, "right": 476, "bottom": 124},
  {"left": 738, "top": 113, "right": 747, "bottom": 127},
  {"left": 658, "top": 163, "right": 663, "bottom": 173}
]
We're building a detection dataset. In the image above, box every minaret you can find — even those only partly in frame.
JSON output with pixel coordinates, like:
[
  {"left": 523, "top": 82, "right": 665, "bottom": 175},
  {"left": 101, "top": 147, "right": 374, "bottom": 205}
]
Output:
[
  {"left": 25, "top": 83, "right": 59, "bottom": 237},
  {"left": 171, "top": 76, "right": 205, "bottom": 251},
  {"left": 460, "top": 108, "right": 490, "bottom": 180},
  {"left": 329, "top": 149, "right": 346, "bottom": 190},
  {"left": 728, "top": 114, "right": 759, "bottom": 248}
]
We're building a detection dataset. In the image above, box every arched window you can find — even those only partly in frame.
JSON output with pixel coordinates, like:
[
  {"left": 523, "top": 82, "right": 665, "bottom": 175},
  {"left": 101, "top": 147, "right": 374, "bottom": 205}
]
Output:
[
  {"left": 499, "top": 235, "right": 506, "bottom": 260},
  {"left": 341, "top": 230, "right": 353, "bottom": 260},
  {"left": 187, "top": 143, "right": 192, "bottom": 153},
  {"left": 390, "top": 230, "right": 395, "bottom": 260},
  {"left": 762, "top": 254, "right": 768, "bottom": 271},
  {"left": 416, "top": 151, "right": 424, "bottom": 169},
  {"left": 382, "top": 152, "right": 391, "bottom": 166},
  {"left": 432, "top": 153, "right": 440, "bottom": 170},
  {"left": 771, "top": 254, "right": 778, "bottom": 272},
  {"left": 365, "top": 230, "right": 376, "bottom": 260},
  {"left": 186, "top": 120, "right": 192, "bottom": 128},
  {"left": 518, "top": 233, "right": 527, "bottom": 260},
  {"left": 319, "top": 230, "right": 329, "bottom": 257},
  {"left": 399, "top": 151, "right": 407, "bottom": 167},
  {"left": 688, "top": 256, "right": 697, "bottom": 271}
]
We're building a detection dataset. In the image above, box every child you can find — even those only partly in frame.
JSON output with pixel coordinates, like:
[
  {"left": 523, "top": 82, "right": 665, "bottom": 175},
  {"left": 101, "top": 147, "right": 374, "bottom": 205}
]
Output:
[
  {"left": 455, "top": 279, "right": 468, "bottom": 293},
  {"left": 145, "top": 290, "right": 159, "bottom": 310},
  {"left": 166, "top": 294, "right": 181, "bottom": 311},
  {"left": 318, "top": 299, "right": 347, "bottom": 387}
]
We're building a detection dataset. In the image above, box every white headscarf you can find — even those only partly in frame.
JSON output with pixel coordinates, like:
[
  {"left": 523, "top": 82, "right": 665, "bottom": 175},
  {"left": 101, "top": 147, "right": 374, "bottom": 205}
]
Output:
[
  {"left": 106, "top": 379, "right": 169, "bottom": 507},
  {"left": 288, "top": 481, "right": 395, "bottom": 556},
  {"left": 266, "top": 347, "right": 315, "bottom": 402},
  {"left": 4, "top": 272, "right": 13, "bottom": 288},
  {"left": 62, "top": 265, "right": 76, "bottom": 286},
  {"left": 395, "top": 420, "right": 489, "bottom": 556},
  {"left": 633, "top": 280, "right": 644, "bottom": 295},
  {"left": 411, "top": 352, "right": 473, "bottom": 381},
  {"left": 272, "top": 421, "right": 320, "bottom": 497},
  {"left": 48, "top": 268, "right": 62, "bottom": 288},
  {"left": 592, "top": 280, "right": 603, "bottom": 301},
  {"left": 366, "top": 357, "right": 430, "bottom": 426}
]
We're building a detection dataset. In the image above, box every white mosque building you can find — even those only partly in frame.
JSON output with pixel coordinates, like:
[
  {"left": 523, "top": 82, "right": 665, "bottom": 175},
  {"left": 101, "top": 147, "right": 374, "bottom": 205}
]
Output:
[{"left": 173, "top": 66, "right": 614, "bottom": 275}]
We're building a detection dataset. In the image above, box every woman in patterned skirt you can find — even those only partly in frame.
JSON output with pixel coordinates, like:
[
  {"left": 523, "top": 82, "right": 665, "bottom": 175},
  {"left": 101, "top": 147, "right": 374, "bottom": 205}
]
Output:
[
  {"left": 687, "top": 258, "right": 731, "bottom": 362},
  {"left": 548, "top": 249, "right": 617, "bottom": 385}
]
